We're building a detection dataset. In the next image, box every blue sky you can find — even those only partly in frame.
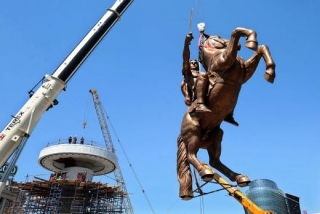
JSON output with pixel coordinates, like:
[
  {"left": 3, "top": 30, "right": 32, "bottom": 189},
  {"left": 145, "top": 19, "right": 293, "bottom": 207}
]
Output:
[{"left": 0, "top": 0, "right": 319, "bottom": 213}]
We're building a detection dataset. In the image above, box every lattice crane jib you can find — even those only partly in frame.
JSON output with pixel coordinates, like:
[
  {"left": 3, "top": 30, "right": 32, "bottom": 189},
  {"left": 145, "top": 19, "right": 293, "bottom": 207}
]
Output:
[{"left": 89, "top": 89, "right": 134, "bottom": 214}]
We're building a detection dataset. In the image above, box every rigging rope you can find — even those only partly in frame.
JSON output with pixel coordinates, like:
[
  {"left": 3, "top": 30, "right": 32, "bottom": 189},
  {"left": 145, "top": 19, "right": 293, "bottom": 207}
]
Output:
[
  {"left": 103, "top": 108, "right": 156, "bottom": 214},
  {"left": 194, "top": 169, "right": 205, "bottom": 214},
  {"left": 190, "top": 173, "right": 302, "bottom": 212}
]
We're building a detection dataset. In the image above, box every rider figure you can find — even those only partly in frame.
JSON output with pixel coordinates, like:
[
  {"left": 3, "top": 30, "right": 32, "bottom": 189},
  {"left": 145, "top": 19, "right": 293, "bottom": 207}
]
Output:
[
  {"left": 181, "top": 32, "right": 210, "bottom": 112},
  {"left": 181, "top": 30, "right": 239, "bottom": 126}
]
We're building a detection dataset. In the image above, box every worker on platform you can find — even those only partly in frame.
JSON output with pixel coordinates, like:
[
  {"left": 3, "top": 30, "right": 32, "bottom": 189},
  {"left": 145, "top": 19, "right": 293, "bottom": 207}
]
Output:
[
  {"left": 73, "top": 136, "right": 77, "bottom": 144},
  {"left": 68, "top": 136, "right": 72, "bottom": 144}
]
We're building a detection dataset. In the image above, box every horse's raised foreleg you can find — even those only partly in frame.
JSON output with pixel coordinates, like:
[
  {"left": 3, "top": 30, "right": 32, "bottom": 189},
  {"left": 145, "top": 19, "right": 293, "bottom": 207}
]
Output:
[
  {"left": 243, "top": 45, "right": 276, "bottom": 83},
  {"left": 206, "top": 127, "right": 250, "bottom": 187},
  {"left": 243, "top": 49, "right": 262, "bottom": 83},
  {"left": 259, "top": 45, "right": 276, "bottom": 83},
  {"left": 232, "top": 27, "right": 258, "bottom": 50},
  {"left": 221, "top": 28, "right": 258, "bottom": 67}
]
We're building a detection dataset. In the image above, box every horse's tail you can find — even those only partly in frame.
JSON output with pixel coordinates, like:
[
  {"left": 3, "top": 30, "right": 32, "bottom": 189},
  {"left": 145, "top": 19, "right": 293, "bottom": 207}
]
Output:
[{"left": 177, "top": 134, "right": 193, "bottom": 200}]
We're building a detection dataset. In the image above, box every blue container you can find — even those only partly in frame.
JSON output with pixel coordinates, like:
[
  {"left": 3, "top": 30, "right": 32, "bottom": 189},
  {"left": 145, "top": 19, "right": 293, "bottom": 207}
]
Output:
[{"left": 244, "top": 179, "right": 288, "bottom": 214}]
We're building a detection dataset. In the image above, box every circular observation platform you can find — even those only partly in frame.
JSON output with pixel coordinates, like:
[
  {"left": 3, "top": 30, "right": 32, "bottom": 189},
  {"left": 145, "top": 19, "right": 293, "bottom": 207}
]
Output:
[{"left": 38, "top": 143, "right": 118, "bottom": 176}]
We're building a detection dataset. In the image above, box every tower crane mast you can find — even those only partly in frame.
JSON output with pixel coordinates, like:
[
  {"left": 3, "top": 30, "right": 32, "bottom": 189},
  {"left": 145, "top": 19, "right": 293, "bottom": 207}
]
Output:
[{"left": 89, "top": 89, "right": 134, "bottom": 214}]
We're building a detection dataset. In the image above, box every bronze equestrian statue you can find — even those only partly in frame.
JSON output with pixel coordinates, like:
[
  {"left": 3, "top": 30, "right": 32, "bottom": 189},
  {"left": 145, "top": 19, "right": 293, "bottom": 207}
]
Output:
[{"left": 177, "top": 27, "right": 276, "bottom": 200}]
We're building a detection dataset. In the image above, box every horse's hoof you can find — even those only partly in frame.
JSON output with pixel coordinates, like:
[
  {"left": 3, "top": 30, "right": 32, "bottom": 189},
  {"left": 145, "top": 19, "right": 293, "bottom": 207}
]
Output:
[
  {"left": 202, "top": 174, "right": 214, "bottom": 182},
  {"left": 245, "top": 41, "right": 258, "bottom": 50},
  {"left": 180, "top": 195, "right": 193, "bottom": 201},
  {"left": 235, "top": 174, "right": 251, "bottom": 187},
  {"left": 199, "top": 165, "right": 215, "bottom": 182},
  {"left": 264, "top": 67, "right": 276, "bottom": 83}
]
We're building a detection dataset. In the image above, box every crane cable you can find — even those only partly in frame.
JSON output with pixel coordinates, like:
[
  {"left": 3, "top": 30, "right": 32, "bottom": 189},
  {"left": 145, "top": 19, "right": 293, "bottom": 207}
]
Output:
[
  {"left": 190, "top": 0, "right": 206, "bottom": 74},
  {"left": 193, "top": 0, "right": 206, "bottom": 27},
  {"left": 193, "top": 167, "right": 205, "bottom": 214},
  {"left": 82, "top": 92, "right": 92, "bottom": 129},
  {"left": 103, "top": 108, "right": 156, "bottom": 214},
  {"left": 188, "top": 0, "right": 206, "bottom": 33}
]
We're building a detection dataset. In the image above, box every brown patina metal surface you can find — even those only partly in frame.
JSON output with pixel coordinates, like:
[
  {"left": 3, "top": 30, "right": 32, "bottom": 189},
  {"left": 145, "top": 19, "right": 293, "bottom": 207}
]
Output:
[{"left": 177, "top": 27, "right": 276, "bottom": 200}]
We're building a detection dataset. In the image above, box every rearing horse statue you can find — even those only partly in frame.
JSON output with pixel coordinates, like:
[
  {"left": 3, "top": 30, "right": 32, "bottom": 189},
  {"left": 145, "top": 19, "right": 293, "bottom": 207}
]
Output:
[{"left": 177, "top": 27, "right": 276, "bottom": 200}]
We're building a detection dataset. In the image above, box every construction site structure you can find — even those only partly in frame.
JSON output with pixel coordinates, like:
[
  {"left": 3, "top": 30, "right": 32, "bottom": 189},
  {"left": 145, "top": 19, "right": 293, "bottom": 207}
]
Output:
[
  {"left": 0, "top": 0, "right": 133, "bottom": 196},
  {"left": 90, "top": 89, "right": 134, "bottom": 214},
  {"left": 0, "top": 138, "right": 129, "bottom": 213},
  {"left": 245, "top": 179, "right": 301, "bottom": 214},
  {"left": 193, "top": 165, "right": 275, "bottom": 214},
  {"left": 0, "top": 0, "right": 134, "bottom": 212},
  {"left": 38, "top": 138, "right": 118, "bottom": 179}
]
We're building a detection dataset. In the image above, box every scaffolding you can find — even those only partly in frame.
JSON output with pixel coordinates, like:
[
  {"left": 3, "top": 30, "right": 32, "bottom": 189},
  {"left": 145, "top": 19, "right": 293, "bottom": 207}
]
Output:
[
  {"left": 89, "top": 185, "right": 124, "bottom": 213},
  {"left": 70, "top": 182, "right": 85, "bottom": 214},
  {"left": 45, "top": 181, "right": 63, "bottom": 213},
  {"left": 2, "top": 177, "right": 126, "bottom": 214},
  {"left": 5, "top": 188, "right": 25, "bottom": 214}
]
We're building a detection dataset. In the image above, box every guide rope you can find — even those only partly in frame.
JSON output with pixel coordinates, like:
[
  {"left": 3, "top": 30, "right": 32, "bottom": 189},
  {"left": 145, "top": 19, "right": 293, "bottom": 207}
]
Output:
[{"left": 104, "top": 109, "right": 156, "bottom": 214}]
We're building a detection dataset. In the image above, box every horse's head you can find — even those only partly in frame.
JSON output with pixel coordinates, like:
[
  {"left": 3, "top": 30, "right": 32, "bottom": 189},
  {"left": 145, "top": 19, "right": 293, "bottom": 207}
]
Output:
[
  {"left": 207, "top": 35, "right": 228, "bottom": 49},
  {"left": 202, "top": 35, "right": 241, "bottom": 50},
  {"left": 199, "top": 35, "right": 241, "bottom": 70}
]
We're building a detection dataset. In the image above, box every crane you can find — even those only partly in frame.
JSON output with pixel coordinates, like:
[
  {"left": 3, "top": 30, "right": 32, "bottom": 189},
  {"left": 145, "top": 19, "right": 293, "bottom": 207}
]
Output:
[
  {"left": 193, "top": 165, "right": 275, "bottom": 214},
  {"left": 89, "top": 89, "right": 134, "bottom": 214},
  {"left": 0, "top": 0, "right": 133, "bottom": 195},
  {"left": 215, "top": 173, "right": 275, "bottom": 214}
]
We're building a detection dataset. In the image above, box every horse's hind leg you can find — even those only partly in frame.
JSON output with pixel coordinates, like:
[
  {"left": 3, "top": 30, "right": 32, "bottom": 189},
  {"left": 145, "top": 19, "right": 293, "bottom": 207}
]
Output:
[
  {"left": 206, "top": 127, "right": 238, "bottom": 179},
  {"left": 207, "top": 127, "right": 250, "bottom": 187},
  {"left": 187, "top": 135, "right": 215, "bottom": 180},
  {"left": 182, "top": 120, "right": 214, "bottom": 181}
]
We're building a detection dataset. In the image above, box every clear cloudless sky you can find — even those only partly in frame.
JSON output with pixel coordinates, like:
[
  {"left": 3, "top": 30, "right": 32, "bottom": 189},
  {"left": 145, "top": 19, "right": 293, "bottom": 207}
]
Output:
[{"left": 0, "top": 0, "right": 319, "bottom": 213}]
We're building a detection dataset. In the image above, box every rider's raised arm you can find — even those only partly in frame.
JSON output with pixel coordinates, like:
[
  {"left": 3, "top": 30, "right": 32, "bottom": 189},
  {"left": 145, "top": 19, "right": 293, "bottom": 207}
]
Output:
[{"left": 182, "top": 33, "right": 193, "bottom": 78}]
